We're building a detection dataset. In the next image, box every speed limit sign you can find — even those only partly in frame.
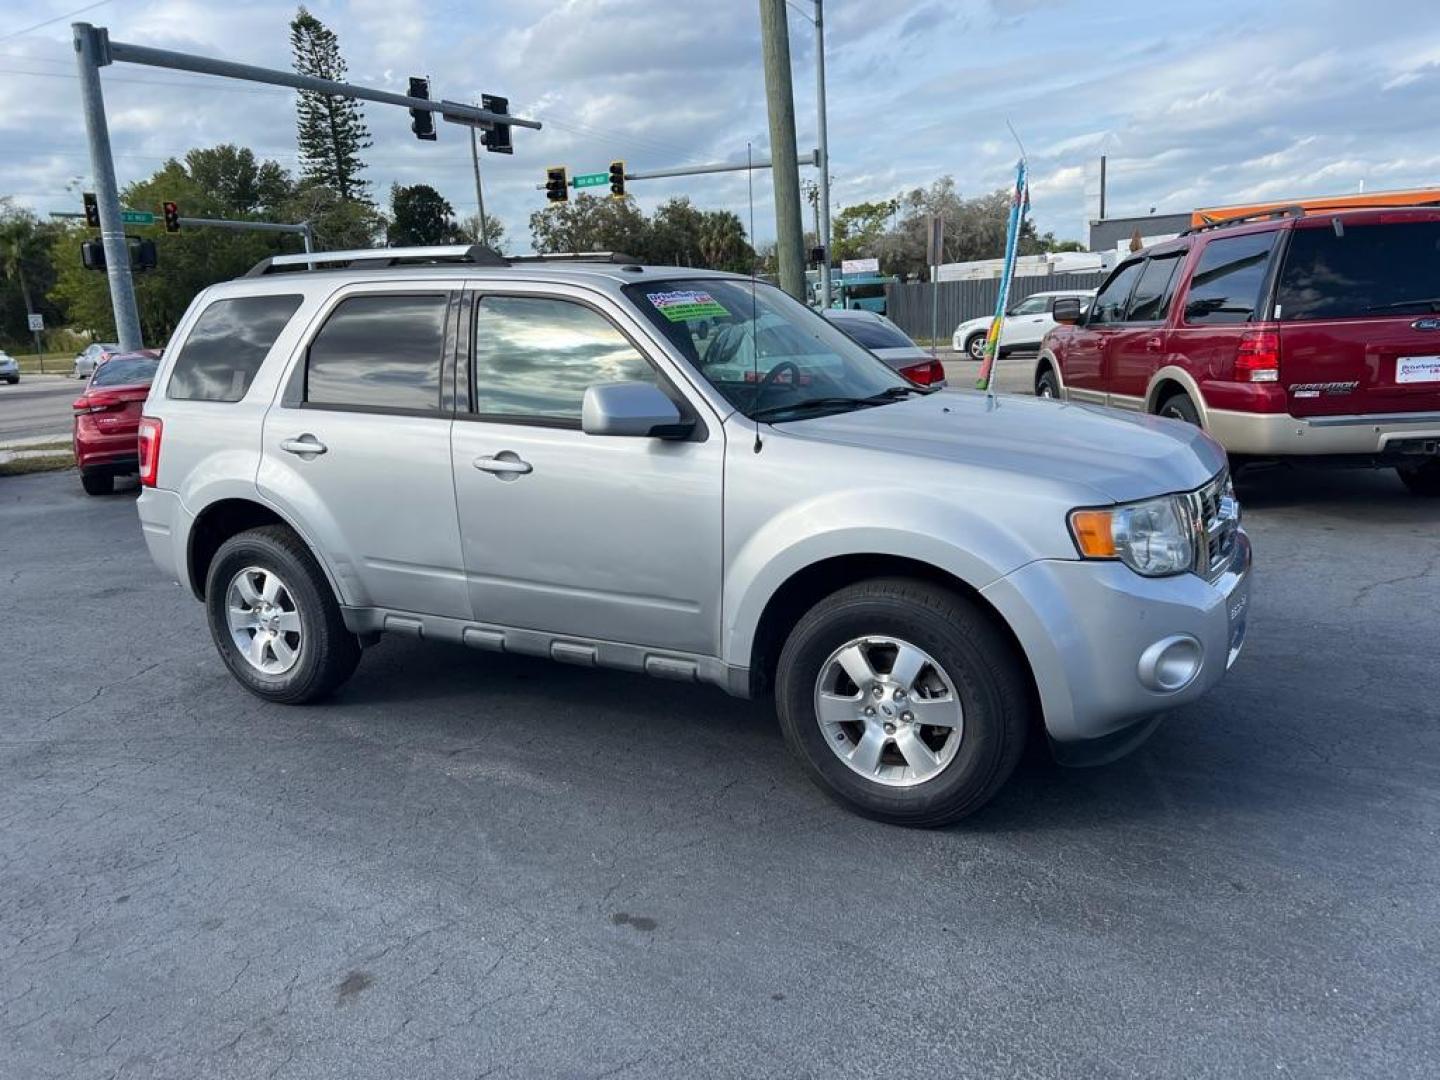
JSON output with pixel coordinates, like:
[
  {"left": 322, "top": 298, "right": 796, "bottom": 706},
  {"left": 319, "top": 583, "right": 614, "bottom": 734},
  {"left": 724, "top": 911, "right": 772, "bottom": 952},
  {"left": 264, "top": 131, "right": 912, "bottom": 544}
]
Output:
[{"left": 26, "top": 313, "right": 43, "bottom": 332}]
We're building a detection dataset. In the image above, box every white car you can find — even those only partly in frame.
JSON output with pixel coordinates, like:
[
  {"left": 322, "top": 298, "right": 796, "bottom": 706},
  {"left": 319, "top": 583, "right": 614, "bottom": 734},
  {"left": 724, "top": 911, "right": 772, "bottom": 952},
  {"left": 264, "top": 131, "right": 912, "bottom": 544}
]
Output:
[
  {"left": 0, "top": 350, "right": 18, "bottom": 384},
  {"left": 951, "top": 290, "right": 1095, "bottom": 361},
  {"left": 823, "top": 309, "right": 946, "bottom": 386},
  {"left": 73, "top": 342, "right": 120, "bottom": 379}
]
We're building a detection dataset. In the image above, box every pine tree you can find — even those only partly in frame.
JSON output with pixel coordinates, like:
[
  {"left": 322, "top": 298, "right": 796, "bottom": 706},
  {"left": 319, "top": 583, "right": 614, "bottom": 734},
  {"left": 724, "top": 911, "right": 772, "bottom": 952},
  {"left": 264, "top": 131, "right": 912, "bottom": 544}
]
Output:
[{"left": 290, "top": 6, "right": 372, "bottom": 204}]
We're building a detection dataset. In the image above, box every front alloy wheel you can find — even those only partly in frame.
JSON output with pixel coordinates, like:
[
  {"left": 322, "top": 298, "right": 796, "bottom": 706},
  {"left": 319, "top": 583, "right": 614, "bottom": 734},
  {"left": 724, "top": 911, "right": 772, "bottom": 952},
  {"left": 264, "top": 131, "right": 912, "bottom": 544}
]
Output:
[
  {"left": 966, "top": 333, "right": 987, "bottom": 361},
  {"left": 815, "top": 636, "right": 963, "bottom": 786}
]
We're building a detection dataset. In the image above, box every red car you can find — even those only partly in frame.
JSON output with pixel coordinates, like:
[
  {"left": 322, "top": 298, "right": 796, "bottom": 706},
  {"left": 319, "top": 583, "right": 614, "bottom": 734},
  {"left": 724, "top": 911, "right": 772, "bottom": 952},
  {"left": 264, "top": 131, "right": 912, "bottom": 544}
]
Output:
[
  {"left": 72, "top": 350, "right": 161, "bottom": 495},
  {"left": 1036, "top": 206, "right": 1440, "bottom": 495}
]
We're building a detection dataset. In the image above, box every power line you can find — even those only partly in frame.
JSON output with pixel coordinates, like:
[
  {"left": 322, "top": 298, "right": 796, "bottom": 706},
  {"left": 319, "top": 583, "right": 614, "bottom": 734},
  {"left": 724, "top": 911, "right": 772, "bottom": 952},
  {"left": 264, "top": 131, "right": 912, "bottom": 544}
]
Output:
[{"left": 0, "top": 0, "right": 112, "bottom": 46}]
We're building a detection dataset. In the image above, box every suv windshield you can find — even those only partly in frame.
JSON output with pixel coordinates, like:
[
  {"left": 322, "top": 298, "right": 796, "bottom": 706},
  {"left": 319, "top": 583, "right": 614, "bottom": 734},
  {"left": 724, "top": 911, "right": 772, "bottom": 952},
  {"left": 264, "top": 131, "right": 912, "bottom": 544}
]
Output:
[
  {"left": 91, "top": 355, "right": 158, "bottom": 387},
  {"left": 625, "top": 278, "right": 914, "bottom": 421},
  {"left": 1276, "top": 219, "right": 1440, "bottom": 320}
]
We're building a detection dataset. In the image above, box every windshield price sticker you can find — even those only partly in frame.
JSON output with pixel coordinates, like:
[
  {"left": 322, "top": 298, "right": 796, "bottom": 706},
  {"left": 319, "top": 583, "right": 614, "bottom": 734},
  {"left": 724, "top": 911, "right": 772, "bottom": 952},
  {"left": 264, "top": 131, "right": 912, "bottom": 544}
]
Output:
[{"left": 647, "top": 290, "right": 730, "bottom": 323}]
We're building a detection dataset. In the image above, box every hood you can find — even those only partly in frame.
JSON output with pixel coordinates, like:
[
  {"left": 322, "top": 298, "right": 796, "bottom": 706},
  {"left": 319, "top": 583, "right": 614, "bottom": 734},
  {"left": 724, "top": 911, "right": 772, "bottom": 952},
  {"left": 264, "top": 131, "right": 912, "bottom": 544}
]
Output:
[
  {"left": 773, "top": 390, "right": 1226, "bottom": 503},
  {"left": 954, "top": 316, "right": 992, "bottom": 337}
]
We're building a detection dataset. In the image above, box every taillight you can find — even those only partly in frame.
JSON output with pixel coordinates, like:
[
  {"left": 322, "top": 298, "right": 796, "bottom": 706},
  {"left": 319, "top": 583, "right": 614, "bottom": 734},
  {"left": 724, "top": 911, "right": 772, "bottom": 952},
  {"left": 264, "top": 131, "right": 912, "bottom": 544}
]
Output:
[
  {"left": 73, "top": 394, "right": 124, "bottom": 415},
  {"left": 899, "top": 358, "right": 946, "bottom": 386},
  {"left": 1235, "top": 331, "right": 1280, "bottom": 383},
  {"left": 137, "top": 416, "right": 162, "bottom": 487}
]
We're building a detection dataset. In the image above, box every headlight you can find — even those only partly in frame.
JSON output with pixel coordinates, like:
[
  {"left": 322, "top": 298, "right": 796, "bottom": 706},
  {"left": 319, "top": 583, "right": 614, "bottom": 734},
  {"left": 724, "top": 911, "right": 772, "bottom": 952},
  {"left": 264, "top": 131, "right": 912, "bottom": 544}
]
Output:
[{"left": 1069, "top": 495, "right": 1195, "bottom": 577}]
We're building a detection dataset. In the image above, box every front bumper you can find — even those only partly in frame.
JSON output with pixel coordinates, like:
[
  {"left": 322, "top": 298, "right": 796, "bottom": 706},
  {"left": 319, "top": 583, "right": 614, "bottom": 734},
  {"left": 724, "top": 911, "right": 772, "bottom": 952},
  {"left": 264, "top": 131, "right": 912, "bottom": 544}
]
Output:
[
  {"left": 981, "top": 528, "right": 1251, "bottom": 757},
  {"left": 1207, "top": 407, "right": 1440, "bottom": 457}
]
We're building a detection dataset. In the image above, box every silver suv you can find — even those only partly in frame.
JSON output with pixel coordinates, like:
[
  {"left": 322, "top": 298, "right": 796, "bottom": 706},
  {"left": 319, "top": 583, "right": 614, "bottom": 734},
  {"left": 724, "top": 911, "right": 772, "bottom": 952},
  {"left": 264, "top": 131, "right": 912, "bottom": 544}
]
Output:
[{"left": 136, "top": 246, "right": 1251, "bottom": 826}]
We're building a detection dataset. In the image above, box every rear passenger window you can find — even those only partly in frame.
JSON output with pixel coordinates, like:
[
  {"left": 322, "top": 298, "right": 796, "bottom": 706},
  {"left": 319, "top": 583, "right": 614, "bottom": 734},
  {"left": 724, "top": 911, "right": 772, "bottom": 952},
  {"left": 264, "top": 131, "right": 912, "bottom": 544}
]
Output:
[
  {"left": 306, "top": 294, "right": 448, "bottom": 412},
  {"left": 1126, "top": 254, "right": 1183, "bottom": 321},
  {"left": 473, "top": 296, "right": 657, "bottom": 423},
  {"left": 167, "top": 294, "right": 302, "bottom": 402},
  {"left": 1182, "top": 233, "right": 1276, "bottom": 324}
]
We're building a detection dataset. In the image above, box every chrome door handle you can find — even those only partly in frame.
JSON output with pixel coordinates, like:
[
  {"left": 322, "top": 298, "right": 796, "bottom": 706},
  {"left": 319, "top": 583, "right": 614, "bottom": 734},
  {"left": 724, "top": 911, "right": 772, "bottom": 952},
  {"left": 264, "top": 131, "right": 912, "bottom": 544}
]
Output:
[
  {"left": 280, "top": 434, "right": 327, "bottom": 457},
  {"left": 473, "top": 453, "right": 532, "bottom": 477}
]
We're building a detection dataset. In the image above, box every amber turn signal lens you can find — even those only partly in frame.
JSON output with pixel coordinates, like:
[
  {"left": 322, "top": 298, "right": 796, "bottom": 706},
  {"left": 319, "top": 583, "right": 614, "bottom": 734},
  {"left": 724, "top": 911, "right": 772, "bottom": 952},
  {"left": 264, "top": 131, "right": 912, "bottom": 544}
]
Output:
[{"left": 1069, "top": 509, "right": 1116, "bottom": 558}]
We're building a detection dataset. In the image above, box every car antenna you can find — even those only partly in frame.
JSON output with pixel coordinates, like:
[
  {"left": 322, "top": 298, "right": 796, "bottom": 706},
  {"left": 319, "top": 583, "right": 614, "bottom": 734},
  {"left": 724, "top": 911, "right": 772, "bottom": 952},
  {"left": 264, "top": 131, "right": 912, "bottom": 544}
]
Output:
[{"left": 749, "top": 141, "right": 763, "bottom": 454}]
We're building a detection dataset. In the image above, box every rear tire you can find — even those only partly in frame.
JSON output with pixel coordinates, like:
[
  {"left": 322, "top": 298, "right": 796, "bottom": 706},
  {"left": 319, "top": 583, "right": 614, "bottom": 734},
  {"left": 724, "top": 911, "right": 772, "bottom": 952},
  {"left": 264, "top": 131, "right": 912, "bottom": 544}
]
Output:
[
  {"left": 775, "top": 577, "right": 1030, "bottom": 827},
  {"left": 1397, "top": 459, "right": 1440, "bottom": 496},
  {"left": 80, "top": 470, "right": 114, "bottom": 496},
  {"left": 965, "top": 333, "right": 987, "bottom": 362},
  {"left": 5, "top": 375, "right": 16, "bottom": 385},
  {"left": 1036, "top": 367, "right": 1060, "bottom": 399},
  {"left": 205, "top": 525, "right": 361, "bottom": 704},
  {"left": 1158, "top": 391, "right": 1201, "bottom": 426}
]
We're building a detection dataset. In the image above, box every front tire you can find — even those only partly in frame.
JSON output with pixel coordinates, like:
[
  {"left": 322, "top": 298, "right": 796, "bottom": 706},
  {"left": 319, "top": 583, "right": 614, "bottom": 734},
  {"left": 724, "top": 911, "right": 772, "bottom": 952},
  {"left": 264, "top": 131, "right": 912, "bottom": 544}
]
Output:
[
  {"left": 1397, "top": 459, "right": 1440, "bottom": 496},
  {"left": 775, "top": 578, "right": 1030, "bottom": 827},
  {"left": 205, "top": 525, "right": 361, "bottom": 704},
  {"left": 1036, "top": 367, "right": 1060, "bottom": 399},
  {"left": 965, "top": 333, "right": 987, "bottom": 362}
]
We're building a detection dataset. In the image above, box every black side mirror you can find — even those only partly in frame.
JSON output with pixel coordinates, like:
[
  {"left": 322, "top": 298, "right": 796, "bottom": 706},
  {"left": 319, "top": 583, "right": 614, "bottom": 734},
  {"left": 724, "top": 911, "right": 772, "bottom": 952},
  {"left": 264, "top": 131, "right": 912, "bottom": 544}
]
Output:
[{"left": 1052, "top": 297, "right": 1083, "bottom": 325}]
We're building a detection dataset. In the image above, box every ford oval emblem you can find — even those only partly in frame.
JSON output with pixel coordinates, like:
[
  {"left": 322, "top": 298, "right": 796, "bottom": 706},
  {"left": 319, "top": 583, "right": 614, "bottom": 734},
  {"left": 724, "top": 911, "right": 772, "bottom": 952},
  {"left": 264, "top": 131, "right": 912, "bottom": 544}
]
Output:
[{"left": 1412, "top": 317, "right": 1440, "bottom": 331}]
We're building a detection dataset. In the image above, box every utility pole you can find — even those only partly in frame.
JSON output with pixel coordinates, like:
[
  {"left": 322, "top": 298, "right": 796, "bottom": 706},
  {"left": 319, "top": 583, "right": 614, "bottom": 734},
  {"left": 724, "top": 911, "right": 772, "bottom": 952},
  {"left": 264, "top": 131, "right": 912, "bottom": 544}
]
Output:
[
  {"left": 758, "top": 0, "right": 806, "bottom": 301},
  {"left": 469, "top": 123, "right": 490, "bottom": 247},
  {"left": 73, "top": 24, "right": 143, "bottom": 352},
  {"left": 813, "top": 0, "right": 833, "bottom": 309}
]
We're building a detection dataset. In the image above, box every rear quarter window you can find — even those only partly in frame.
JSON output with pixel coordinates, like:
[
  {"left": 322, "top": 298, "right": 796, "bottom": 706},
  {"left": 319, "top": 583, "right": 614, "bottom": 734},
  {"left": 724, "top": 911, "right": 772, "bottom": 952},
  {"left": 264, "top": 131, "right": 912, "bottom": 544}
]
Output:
[
  {"left": 166, "top": 294, "right": 303, "bottom": 402},
  {"left": 1275, "top": 219, "right": 1440, "bottom": 320},
  {"left": 1181, "top": 233, "right": 1277, "bottom": 325}
]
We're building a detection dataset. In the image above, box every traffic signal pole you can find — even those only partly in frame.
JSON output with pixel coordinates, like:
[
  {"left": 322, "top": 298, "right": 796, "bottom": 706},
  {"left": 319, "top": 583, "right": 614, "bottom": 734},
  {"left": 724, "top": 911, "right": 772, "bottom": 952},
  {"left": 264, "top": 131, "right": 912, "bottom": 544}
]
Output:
[
  {"left": 73, "top": 23, "right": 143, "bottom": 352},
  {"left": 69, "top": 21, "right": 537, "bottom": 349}
]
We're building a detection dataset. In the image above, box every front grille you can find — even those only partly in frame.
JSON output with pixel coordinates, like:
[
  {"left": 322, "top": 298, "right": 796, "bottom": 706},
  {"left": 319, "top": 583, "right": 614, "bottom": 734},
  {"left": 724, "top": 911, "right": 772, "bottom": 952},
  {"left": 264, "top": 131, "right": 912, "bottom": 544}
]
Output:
[{"left": 1187, "top": 471, "right": 1239, "bottom": 579}]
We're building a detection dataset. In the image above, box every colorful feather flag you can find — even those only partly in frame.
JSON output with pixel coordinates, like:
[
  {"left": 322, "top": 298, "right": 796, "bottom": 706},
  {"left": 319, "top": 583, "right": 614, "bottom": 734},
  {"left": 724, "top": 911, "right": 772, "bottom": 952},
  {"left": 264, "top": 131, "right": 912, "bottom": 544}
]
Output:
[{"left": 976, "top": 159, "right": 1030, "bottom": 392}]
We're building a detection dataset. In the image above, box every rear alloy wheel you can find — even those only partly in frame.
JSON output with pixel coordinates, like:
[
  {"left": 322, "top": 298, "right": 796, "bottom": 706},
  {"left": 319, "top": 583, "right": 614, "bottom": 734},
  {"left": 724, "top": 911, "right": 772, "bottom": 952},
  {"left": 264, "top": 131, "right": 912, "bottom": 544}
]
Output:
[
  {"left": 1159, "top": 391, "right": 1201, "bottom": 426},
  {"left": 1036, "top": 368, "right": 1060, "bottom": 399},
  {"left": 206, "top": 525, "right": 360, "bottom": 704},
  {"left": 80, "top": 470, "right": 114, "bottom": 496},
  {"left": 776, "top": 578, "right": 1030, "bottom": 827},
  {"left": 966, "top": 333, "right": 987, "bottom": 361},
  {"left": 1397, "top": 459, "right": 1440, "bottom": 496}
]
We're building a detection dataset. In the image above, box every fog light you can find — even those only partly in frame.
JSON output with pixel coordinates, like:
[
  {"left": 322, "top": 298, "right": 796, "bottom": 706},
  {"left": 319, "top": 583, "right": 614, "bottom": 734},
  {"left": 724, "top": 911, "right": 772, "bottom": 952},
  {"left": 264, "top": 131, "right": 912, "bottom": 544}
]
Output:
[{"left": 1138, "top": 634, "right": 1203, "bottom": 693}]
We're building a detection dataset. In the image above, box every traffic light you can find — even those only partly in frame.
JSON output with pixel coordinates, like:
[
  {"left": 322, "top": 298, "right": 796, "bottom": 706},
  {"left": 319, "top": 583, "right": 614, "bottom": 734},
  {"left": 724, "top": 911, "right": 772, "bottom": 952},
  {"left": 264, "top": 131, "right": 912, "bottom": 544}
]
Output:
[
  {"left": 481, "top": 93, "right": 512, "bottom": 155},
  {"left": 609, "top": 161, "right": 626, "bottom": 200},
  {"left": 81, "top": 239, "right": 105, "bottom": 270},
  {"left": 545, "top": 166, "right": 569, "bottom": 203},
  {"left": 408, "top": 76, "right": 435, "bottom": 141},
  {"left": 83, "top": 192, "right": 99, "bottom": 228},
  {"left": 162, "top": 201, "right": 181, "bottom": 233},
  {"left": 134, "top": 238, "right": 158, "bottom": 271}
]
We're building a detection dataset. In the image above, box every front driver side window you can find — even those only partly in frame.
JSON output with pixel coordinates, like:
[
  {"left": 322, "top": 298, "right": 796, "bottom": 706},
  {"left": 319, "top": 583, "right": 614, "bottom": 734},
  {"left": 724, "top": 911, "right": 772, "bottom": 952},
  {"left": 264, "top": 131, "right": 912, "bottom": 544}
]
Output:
[
  {"left": 1088, "top": 261, "right": 1144, "bottom": 326},
  {"left": 473, "top": 295, "right": 659, "bottom": 424}
]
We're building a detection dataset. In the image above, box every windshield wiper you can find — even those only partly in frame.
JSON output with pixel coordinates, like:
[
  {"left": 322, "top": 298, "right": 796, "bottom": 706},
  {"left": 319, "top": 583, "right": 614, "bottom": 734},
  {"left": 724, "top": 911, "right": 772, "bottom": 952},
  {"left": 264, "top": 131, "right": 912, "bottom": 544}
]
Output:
[
  {"left": 1365, "top": 296, "right": 1440, "bottom": 313},
  {"left": 750, "top": 386, "right": 928, "bottom": 422}
]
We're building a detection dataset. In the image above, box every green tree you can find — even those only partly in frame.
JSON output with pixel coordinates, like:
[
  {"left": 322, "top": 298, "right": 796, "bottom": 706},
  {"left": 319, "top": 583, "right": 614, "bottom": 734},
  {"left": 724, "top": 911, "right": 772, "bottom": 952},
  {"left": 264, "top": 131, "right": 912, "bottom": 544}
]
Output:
[
  {"left": 290, "top": 6, "right": 372, "bottom": 203},
  {"left": 457, "top": 213, "right": 507, "bottom": 253},
  {"left": 696, "top": 210, "right": 752, "bottom": 273},
  {"left": 643, "top": 197, "right": 706, "bottom": 265},
  {"left": 0, "top": 202, "right": 64, "bottom": 346},
  {"left": 387, "top": 184, "right": 462, "bottom": 246},
  {"left": 183, "top": 145, "right": 294, "bottom": 216},
  {"left": 831, "top": 199, "right": 896, "bottom": 262},
  {"left": 281, "top": 184, "right": 385, "bottom": 251},
  {"left": 884, "top": 179, "right": 1046, "bottom": 280},
  {"left": 529, "top": 194, "right": 649, "bottom": 256}
]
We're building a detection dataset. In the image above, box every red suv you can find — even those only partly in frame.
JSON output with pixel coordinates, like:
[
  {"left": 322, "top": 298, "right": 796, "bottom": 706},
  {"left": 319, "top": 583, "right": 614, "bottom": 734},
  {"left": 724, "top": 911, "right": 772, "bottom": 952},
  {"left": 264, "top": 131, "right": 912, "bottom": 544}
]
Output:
[
  {"left": 72, "top": 350, "right": 161, "bottom": 495},
  {"left": 1037, "top": 206, "right": 1440, "bottom": 494}
]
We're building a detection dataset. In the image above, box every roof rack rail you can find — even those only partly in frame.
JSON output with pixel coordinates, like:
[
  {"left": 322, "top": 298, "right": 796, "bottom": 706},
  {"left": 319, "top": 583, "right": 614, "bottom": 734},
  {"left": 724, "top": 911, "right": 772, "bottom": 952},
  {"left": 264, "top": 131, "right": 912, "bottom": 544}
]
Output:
[
  {"left": 508, "top": 252, "right": 641, "bottom": 264},
  {"left": 245, "top": 244, "right": 508, "bottom": 276},
  {"left": 1181, "top": 205, "right": 1305, "bottom": 236}
]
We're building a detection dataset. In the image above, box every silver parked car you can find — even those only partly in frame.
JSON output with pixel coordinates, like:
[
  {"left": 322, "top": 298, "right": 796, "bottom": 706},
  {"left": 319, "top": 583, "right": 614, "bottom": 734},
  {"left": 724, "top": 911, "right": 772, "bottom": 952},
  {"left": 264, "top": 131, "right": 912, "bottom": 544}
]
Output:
[
  {"left": 822, "top": 308, "right": 946, "bottom": 387},
  {"left": 73, "top": 342, "right": 120, "bottom": 379},
  {"left": 0, "top": 350, "right": 18, "bottom": 384},
  {"left": 136, "top": 246, "right": 1250, "bottom": 826}
]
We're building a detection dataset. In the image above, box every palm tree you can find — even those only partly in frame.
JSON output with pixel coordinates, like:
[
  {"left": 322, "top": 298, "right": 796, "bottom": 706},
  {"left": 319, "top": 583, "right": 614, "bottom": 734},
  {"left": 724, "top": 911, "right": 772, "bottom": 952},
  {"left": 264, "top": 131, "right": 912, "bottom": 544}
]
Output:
[{"left": 0, "top": 203, "right": 45, "bottom": 318}]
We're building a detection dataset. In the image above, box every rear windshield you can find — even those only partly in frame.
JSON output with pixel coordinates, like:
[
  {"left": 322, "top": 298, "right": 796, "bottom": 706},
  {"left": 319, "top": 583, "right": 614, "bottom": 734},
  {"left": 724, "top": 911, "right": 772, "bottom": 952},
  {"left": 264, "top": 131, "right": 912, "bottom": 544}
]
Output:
[
  {"left": 1276, "top": 219, "right": 1440, "bottom": 321},
  {"left": 831, "top": 318, "right": 914, "bottom": 351},
  {"left": 167, "top": 294, "right": 303, "bottom": 402},
  {"left": 91, "top": 355, "right": 158, "bottom": 387}
]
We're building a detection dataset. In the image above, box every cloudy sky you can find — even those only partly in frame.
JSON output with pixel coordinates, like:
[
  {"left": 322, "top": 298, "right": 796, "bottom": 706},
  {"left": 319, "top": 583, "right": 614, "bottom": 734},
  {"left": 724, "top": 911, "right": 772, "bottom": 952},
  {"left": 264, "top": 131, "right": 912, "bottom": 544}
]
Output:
[{"left": 3, "top": 0, "right": 1440, "bottom": 252}]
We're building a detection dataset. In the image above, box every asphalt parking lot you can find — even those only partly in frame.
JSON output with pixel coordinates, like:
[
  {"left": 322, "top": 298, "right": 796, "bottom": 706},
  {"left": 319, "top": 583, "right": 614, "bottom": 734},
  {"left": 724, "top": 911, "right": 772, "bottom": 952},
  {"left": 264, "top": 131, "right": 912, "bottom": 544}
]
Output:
[
  {"left": 2, "top": 462, "right": 1438, "bottom": 1079},
  {"left": 0, "top": 375, "right": 78, "bottom": 443}
]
